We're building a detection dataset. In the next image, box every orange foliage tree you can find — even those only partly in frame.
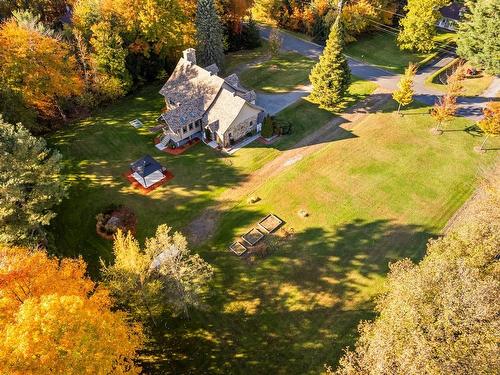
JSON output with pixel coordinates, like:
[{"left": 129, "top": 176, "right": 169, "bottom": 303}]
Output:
[
  {"left": 0, "top": 16, "right": 83, "bottom": 124},
  {"left": 0, "top": 246, "right": 143, "bottom": 375}
]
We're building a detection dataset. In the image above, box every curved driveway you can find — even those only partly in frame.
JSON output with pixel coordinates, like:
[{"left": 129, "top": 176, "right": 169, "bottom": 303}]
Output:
[{"left": 257, "top": 25, "right": 499, "bottom": 120}]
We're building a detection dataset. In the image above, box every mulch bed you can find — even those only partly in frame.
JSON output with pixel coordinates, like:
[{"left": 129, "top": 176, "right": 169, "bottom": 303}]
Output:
[
  {"left": 258, "top": 135, "right": 280, "bottom": 145},
  {"left": 96, "top": 205, "right": 137, "bottom": 240},
  {"left": 123, "top": 169, "right": 174, "bottom": 194},
  {"left": 154, "top": 137, "right": 200, "bottom": 155}
]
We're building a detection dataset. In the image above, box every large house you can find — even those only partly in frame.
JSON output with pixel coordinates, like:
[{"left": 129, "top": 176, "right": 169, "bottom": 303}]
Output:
[{"left": 152, "top": 48, "right": 265, "bottom": 150}]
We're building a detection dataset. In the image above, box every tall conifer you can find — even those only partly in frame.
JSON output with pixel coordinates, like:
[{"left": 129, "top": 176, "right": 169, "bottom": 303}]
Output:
[
  {"left": 309, "top": 14, "right": 350, "bottom": 109},
  {"left": 196, "top": 0, "right": 225, "bottom": 68}
]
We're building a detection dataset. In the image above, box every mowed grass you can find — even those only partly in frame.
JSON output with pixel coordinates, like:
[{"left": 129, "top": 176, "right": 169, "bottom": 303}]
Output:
[
  {"left": 48, "top": 76, "right": 375, "bottom": 275},
  {"left": 345, "top": 31, "right": 455, "bottom": 74},
  {"left": 144, "top": 101, "right": 497, "bottom": 374},
  {"left": 224, "top": 41, "right": 269, "bottom": 74},
  {"left": 240, "top": 52, "right": 316, "bottom": 93}
]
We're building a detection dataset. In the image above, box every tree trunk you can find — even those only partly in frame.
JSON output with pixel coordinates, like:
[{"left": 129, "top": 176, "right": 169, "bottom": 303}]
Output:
[
  {"left": 397, "top": 102, "right": 402, "bottom": 116},
  {"left": 480, "top": 135, "right": 489, "bottom": 150}
]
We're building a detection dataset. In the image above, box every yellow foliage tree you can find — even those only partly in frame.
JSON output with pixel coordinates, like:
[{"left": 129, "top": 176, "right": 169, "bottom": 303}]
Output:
[
  {"left": 0, "top": 17, "right": 83, "bottom": 123},
  {"left": 0, "top": 246, "right": 143, "bottom": 375},
  {"left": 477, "top": 102, "right": 500, "bottom": 151}
]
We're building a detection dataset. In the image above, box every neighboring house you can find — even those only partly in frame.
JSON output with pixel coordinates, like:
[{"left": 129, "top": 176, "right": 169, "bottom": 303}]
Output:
[
  {"left": 437, "top": 2, "right": 466, "bottom": 31},
  {"left": 152, "top": 48, "right": 265, "bottom": 150}
]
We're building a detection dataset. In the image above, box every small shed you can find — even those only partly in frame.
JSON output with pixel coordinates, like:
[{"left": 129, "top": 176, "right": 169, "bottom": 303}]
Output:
[{"left": 130, "top": 155, "right": 165, "bottom": 188}]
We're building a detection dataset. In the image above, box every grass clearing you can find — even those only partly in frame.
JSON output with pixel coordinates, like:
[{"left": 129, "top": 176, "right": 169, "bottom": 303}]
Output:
[
  {"left": 240, "top": 51, "right": 316, "bottom": 93},
  {"left": 48, "top": 75, "right": 375, "bottom": 275},
  {"left": 224, "top": 42, "right": 269, "bottom": 74},
  {"left": 142, "top": 101, "right": 497, "bottom": 374},
  {"left": 426, "top": 61, "right": 495, "bottom": 97},
  {"left": 345, "top": 31, "right": 455, "bottom": 74}
]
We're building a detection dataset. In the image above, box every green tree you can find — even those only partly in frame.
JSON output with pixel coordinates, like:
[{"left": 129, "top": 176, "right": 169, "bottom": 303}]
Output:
[
  {"left": 261, "top": 115, "right": 275, "bottom": 138},
  {"left": 90, "top": 21, "right": 131, "bottom": 92},
  {"left": 457, "top": 0, "right": 500, "bottom": 74},
  {"left": 102, "top": 225, "right": 213, "bottom": 323},
  {"left": 0, "top": 118, "right": 65, "bottom": 246},
  {"left": 334, "top": 171, "right": 500, "bottom": 375},
  {"left": 392, "top": 63, "right": 417, "bottom": 115},
  {"left": 309, "top": 17, "right": 350, "bottom": 109},
  {"left": 397, "top": 0, "right": 449, "bottom": 53},
  {"left": 196, "top": 0, "right": 225, "bottom": 67}
]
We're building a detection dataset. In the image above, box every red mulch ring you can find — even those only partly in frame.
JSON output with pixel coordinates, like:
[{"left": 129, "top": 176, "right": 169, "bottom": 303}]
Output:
[
  {"left": 154, "top": 137, "right": 200, "bottom": 155},
  {"left": 258, "top": 135, "right": 279, "bottom": 145},
  {"left": 123, "top": 169, "right": 174, "bottom": 194}
]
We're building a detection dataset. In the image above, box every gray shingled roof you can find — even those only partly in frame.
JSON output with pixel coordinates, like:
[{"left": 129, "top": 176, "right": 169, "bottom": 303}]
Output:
[
  {"left": 157, "top": 52, "right": 264, "bottom": 136},
  {"left": 205, "top": 63, "right": 219, "bottom": 75},
  {"left": 160, "top": 97, "right": 205, "bottom": 132},
  {"left": 159, "top": 58, "right": 224, "bottom": 110}
]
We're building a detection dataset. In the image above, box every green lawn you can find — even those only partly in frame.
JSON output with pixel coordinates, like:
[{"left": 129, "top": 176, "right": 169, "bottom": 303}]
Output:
[
  {"left": 426, "top": 61, "right": 495, "bottom": 97},
  {"left": 143, "top": 101, "right": 497, "bottom": 374},
  {"left": 345, "top": 31, "right": 455, "bottom": 74},
  {"left": 224, "top": 42, "right": 269, "bottom": 74},
  {"left": 240, "top": 52, "right": 316, "bottom": 93},
  {"left": 48, "top": 77, "right": 375, "bottom": 275}
]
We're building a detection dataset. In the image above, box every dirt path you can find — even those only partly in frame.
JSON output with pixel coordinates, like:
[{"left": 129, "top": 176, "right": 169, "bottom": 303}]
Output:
[{"left": 185, "top": 89, "right": 391, "bottom": 245}]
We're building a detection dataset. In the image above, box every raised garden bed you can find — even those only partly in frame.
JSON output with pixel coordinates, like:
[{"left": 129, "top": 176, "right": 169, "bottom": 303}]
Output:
[
  {"left": 229, "top": 241, "right": 248, "bottom": 256},
  {"left": 258, "top": 214, "right": 283, "bottom": 234},
  {"left": 241, "top": 228, "right": 264, "bottom": 246}
]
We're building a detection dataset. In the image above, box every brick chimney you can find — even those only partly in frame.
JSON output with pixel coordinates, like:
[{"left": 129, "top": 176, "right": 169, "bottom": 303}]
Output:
[{"left": 182, "top": 48, "right": 196, "bottom": 65}]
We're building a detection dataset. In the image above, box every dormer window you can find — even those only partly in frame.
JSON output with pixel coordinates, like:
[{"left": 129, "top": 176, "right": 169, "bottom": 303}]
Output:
[
  {"left": 182, "top": 126, "right": 187, "bottom": 133},
  {"left": 189, "top": 123, "right": 193, "bottom": 130},
  {"left": 195, "top": 119, "right": 202, "bottom": 128}
]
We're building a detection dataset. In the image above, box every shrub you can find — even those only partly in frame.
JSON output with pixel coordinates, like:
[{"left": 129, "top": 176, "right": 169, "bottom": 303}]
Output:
[{"left": 261, "top": 115, "right": 275, "bottom": 138}]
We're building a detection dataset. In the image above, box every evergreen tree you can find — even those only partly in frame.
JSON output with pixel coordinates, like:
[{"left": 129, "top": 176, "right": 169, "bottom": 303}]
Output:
[
  {"left": 309, "top": 17, "right": 350, "bottom": 109},
  {"left": 0, "top": 118, "right": 65, "bottom": 246},
  {"left": 392, "top": 63, "right": 417, "bottom": 115},
  {"left": 242, "top": 17, "right": 262, "bottom": 49},
  {"left": 457, "top": 0, "right": 500, "bottom": 74},
  {"left": 196, "top": 0, "right": 225, "bottom": 68}
]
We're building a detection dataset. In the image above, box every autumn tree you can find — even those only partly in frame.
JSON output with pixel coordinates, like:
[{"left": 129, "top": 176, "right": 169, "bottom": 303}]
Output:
[
  {"left": 397, "top": 0, "right": 449, "bottom": 52},
  {"left": 476, "top": 102, "right": 500, "bottom": 152},
  {"left": 196, "top": 0, "right": 226, "bottom": 67},
  {"left": 268, "top": 28, "right": 283, "bottom": 55},
  {"left": 430, "top": 95, "right": 456, "bottom": 133},
  {"left": 0, "top": 246, "right": 143, "bottom": 375},
  {"left": 334, "top": 171, "right": 500, "bottom": 375},
  {"left": 0, "top": 11, "right": 83, "bottom": 127},
  {"left": 102, "top": 225, "right": 214, "bottom": 323},
  {"left": 309, "top": 15, "right": 351, "bottom": 109},
  {"left": 457, "top": 0, "right": 500, "bottom": 74},
  {"left": 0, "top": 119, "right": 66, "bottom": 247},
  {"left": 392, "top": 63, "right": 417, "bottom": 115}
]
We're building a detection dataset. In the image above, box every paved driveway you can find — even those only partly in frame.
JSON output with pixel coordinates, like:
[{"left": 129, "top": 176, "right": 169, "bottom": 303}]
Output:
[{"left": 257, "top": 25, "right": 499, "bottom": 120}]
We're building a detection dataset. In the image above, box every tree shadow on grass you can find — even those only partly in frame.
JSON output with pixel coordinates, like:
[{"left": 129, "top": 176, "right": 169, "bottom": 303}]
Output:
[{"left": 140, "top": 218, "right": 434, "bottom": 374}]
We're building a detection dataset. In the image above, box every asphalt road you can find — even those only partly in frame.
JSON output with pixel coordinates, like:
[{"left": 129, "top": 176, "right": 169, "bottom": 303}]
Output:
[{"left": 257, "top": 25, "right": 499, "bottom": 120}]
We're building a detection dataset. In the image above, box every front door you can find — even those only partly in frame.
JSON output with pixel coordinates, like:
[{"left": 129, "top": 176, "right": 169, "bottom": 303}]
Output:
[{"left": 204, "top": 128, "right": 212, "bottom": 141}]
